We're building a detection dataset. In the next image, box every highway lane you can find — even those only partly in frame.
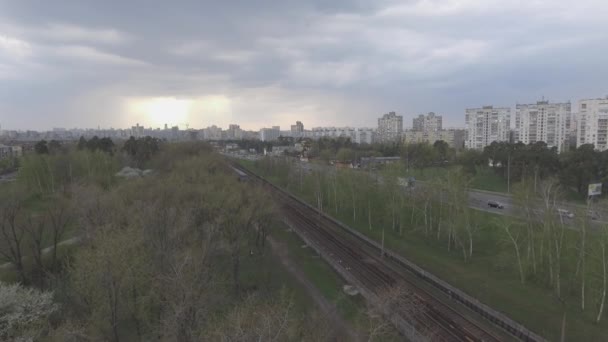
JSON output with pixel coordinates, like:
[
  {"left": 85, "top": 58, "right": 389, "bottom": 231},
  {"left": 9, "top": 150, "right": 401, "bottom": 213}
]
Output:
[{"left": 292, "top": 159, "right": 607, "bottom": 227}]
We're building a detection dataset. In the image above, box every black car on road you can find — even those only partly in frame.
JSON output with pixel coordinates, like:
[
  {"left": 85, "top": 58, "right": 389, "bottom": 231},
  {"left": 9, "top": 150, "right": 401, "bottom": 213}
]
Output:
[{"left": 487, "top": 200, "right": 504, "bottom": 209}]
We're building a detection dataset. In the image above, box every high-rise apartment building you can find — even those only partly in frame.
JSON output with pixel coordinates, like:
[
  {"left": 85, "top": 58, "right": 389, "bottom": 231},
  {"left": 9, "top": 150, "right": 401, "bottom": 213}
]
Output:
[
  {"left": 226, "top": 124, "right": 243, "bottom": 140},
  {"left": 465, "top": 106, "right": 511, "bottom": 149},
  {"left": 260, "top": 126, "right": 280, "bottom": 142},
  {"left": 131, "top": 123, "right": 145, "bottom": 138},
  {"left": 412, "top": 112, "right": 442, "bottom": 132},
  {"left": 290, "top": 121, "right": 304, "bottom": 137},
  {"left": 515, "top": 100, "right": 570, "bottom": 153},
  {"left": 203, "top": 125, "right": 222, "bottom": 140},
  {"left": 577, "top": 96, "right": 608, "bottom": 151},
  {"left": 377, "top": 112, "right": 403, "bottom": 143}
]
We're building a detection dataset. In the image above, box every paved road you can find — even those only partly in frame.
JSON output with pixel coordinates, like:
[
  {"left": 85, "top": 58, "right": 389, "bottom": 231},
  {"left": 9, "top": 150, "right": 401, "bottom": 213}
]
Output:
[
  {"left": 292, "top": 159, "right": 607, "bottom": 227},
  {"left": 0, "top": 170, "right": 18, "bottom": 183},
  {"left": 400, "top": 179, "right": 608, "bottom": 229}
]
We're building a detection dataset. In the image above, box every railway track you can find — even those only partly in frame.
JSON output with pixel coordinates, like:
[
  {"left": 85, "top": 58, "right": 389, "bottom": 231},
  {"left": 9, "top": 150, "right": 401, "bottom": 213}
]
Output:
[{"left": 233, "top": 163, "right": 545, "bottom": 342}]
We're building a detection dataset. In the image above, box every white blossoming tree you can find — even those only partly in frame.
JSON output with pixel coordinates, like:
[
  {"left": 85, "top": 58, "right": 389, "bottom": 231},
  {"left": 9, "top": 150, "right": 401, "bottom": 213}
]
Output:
[{"left": 0, "top": 282, "right": 58, "bottom": 341}]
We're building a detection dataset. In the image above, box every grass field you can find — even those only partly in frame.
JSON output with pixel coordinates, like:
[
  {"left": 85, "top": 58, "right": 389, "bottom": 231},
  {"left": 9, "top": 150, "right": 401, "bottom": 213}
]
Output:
[
  {"left": 271, "top": 223, "right": 365, "bottom": 322},
  {"left": 238, "top": 158, "right": 608, "bottom": 342}
]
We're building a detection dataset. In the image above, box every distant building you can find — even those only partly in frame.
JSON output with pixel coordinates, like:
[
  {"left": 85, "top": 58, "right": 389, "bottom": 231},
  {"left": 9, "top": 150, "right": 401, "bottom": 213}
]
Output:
[
  {"left": 465, "top": 106, "right": 511, "bottom": 149},
  {"left": 577, "top": 96, "right": 608, "bottom": 151},
  {"left": 355, "top": 128, "right": 375, "bottom": 144},
  {"left": 226, "top": 124, "right": 243, "bottom": 140},
  {"left": 203, "top": 125, "right": 223, "bottom": 140},
  {"left": 403, "top": 129, "right": 465, "bottom": 149},
  {"left": 242, "top": 130, "right": 260, "bottom": 140},
  {"left": 131, "top": 123, "right": 145, "bottom": 138},
  {"left": 515, "top": 100, "right": 570, "bottom": 153},
  {"left": 377, "top": 112, "right": 403, "bottom": 143},
  {"left": 311, "top": 127, "right": 357, "bottom": 141},
  {"left": 412, "top": 112, "right": 443, "bottom": 132},
  {"left": 290, "top": 121, "right": 304, "bottom": 137},
  {"left": 260, "top": 126, "right": 280, "bottom": 141}
]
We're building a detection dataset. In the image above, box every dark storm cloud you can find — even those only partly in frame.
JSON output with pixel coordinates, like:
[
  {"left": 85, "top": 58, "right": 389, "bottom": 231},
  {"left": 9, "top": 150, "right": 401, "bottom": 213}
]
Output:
[{"left": 1, "top": 0, "right": 607, "bottom": 130}]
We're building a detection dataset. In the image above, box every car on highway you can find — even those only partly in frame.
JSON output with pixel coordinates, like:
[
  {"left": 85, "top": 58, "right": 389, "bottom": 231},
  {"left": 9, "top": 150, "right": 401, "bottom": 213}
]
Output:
[
  {"left": 557, "top": 209, "right": 574, "bottom": 219},
  {"left": 487, "top": 200, "right": 504, "bottom": 209}
]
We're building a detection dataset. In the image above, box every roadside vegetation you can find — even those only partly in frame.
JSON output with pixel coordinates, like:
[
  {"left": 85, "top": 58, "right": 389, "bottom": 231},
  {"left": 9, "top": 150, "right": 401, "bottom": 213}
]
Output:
[
  {"left": 241, "top": 156, "right": 608, "bottom": 341},
  {"left": 228, "top": 137, "right": 608, "bottom": 200}
]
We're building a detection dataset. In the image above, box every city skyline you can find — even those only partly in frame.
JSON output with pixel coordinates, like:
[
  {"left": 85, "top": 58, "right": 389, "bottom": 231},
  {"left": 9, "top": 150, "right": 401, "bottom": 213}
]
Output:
[
  {"left": 0, "top": 94, "right": 595, "bottom": 133},
  {"left": 1, "top": 1, "right": 607, "bottom": 131}
]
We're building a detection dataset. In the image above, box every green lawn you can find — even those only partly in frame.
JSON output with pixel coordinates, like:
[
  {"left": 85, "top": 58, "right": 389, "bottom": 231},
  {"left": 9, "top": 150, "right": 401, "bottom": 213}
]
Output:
[{"left": 271, "top": 222, "right": 365, "bottom": 322}]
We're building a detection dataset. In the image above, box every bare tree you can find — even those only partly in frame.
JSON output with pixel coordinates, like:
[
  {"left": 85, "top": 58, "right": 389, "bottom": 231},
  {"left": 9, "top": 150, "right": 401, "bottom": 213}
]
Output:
[
  {"left": 539, "top": 179, "right": 565, "bottom": 297},
  {"left": 0, "top": 199, "right": 27, "bottom": 283},
  {"left": 25, "top": 214, "right": 47, "bottom": 279},
  {"left": 503, "top": 221, "right": 526, "bottom": 284},
  {"left": 47, "top": 198, "right": 72, "bottom": 269}
]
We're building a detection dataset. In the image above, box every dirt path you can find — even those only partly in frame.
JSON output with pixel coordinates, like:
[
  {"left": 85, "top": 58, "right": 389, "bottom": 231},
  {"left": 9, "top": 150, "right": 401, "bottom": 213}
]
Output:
[
  {"left": 267, "top": 236, "right": 363, "bottom": 342},
  {"left": 0, "top": 236, "right": 81, "bottom": 270}
]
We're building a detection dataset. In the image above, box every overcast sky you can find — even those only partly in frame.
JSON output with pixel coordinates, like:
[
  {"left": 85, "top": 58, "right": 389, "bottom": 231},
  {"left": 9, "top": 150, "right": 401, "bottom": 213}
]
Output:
[{"left": 1, "top": 0, "right": 607, "bottom": 131}]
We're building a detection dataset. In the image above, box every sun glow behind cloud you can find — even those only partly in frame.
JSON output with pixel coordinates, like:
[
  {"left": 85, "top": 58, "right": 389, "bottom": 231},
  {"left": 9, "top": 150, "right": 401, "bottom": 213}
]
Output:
[
  {"left": 125, "top": 95, "right": 234, "bottom": 128},
  {"left": 127, "top": 97, "right": 193, "bottom": 127}
]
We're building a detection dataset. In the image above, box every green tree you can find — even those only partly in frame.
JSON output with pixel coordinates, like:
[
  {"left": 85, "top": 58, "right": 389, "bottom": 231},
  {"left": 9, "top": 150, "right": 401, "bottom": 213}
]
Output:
[
  {"left": 34, "top": 140, "right": 49, "bottom": 154},
  {"left": 77, "top": 136, "right": 87, "bottom": 150}
]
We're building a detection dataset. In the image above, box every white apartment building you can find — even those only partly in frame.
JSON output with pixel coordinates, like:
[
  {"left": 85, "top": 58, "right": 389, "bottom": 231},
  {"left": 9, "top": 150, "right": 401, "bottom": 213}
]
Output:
[
  {"left": 311, "top": 127, "right": 375, "bottom": 144},
  {"left": 226, "top": 124, "right": 243, "bottom": 140},
  {"left": 311, "top": 127, "right": 357, "bottom": 141},
  {"left": 355, "top": 128, "right": 375, "bottom": 144},
  {"left": 377, "top": 112, "right": 403, "bottom": 143},
  {"left": 577, "top": 96, "right": 608, "bottom": 151},
  {"left": 412, "top": 112, "right": 443, "bottom": 132},
  {"left": 465, "top": 106, "right": 511, "bottom": 149},
  {"left": 290, "top": 121, "right": 304, "bottom": 137},
  {"left": 203, "top": 125, "right": 223, "bottom": 140},
  {"left": 515, "top": 100, "right": 570, "bottom": 153},
  {"left": 260, "top": 126, "right": 281, "bottom": 142}
]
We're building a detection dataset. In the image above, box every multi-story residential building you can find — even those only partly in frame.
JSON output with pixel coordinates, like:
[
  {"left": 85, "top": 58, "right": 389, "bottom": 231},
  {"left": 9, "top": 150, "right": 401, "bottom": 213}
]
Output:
[
  {"left": 404, "top": 129, "right": 465, "bottom": 149},
  {"left": 465, "top": 106, "right": 511, "bottom": 149},
  {"left": 412, "top": 112, "right": 443, "bottom": 132},
  {"left": 311, "top": 127, "right": 357, "bottom": 141},
  {"left": 260, "top": 126, "right": 281, "bottom": 142},
  {"left": 377, "top": 112, "right": 403, "bottom": 143},
  {"left": 203, "top": 125, "right": 223, "bottom": 140},
  {"left": 226, "top": 124, "right": 243, "bottom": 140},
  {"left": 131, "top": 123, "right": 145, "bottom": 138},
  {"left": 577, "top": 96, "right": 608, "bottom": 151},
  {"left": 242, "top": 130, "right": 260, "bottom": 140},
  {"left": 290, "top": 121, "right": 304, "bottom": 137},
  {"left": 515, "top": 100, "right": 571, "bottom": 153},
  {"left": 355, "top": 128, "right": 375, "bottom": 144}
]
